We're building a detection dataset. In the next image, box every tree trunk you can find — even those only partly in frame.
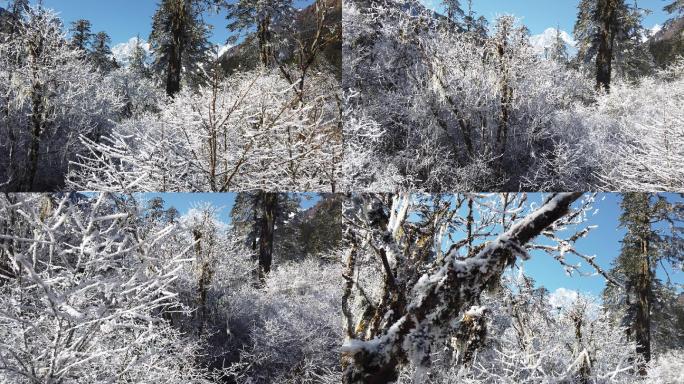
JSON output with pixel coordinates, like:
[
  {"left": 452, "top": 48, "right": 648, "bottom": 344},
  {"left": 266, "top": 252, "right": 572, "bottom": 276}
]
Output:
[
  {"left": 257, "top": 192, "right": 277, "bottom": 283},
  {"left": 342, "top": 193, "right": 582, "bottom": 383},
  {"left": 596, "top": 0, "right": 617, "bottom": 92},
  {"left": 23, "top": 80, "right": 46, "bottom": 191},
  {"left": 166, "top": 0, "right": 185, "bottom": 96},
  {"left": 635, "top": 238, "right": 651, "bottom": 375},
  {"left": 258, "top": 16, "right": 272, "bottom": 66}
]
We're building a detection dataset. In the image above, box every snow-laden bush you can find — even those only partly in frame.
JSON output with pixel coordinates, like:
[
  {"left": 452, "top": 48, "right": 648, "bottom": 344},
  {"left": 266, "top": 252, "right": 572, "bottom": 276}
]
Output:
[
  {"left": 591, "top": 73, "right": 684, "bottom": 191},
  {"left": 0, "top": 194, "right": 211, "bottom": 383},
  {"left": 645, "top": 350, "right": 684, "bottom": 384},
  {"left": 67, "top": 69, "right": 342, "bottom": 192},
  {"left": 0, "top": 7, "right": 122, "bottom": 191},
  {"left": 225, "top": 258, "right": 342, "bottom": 384},
  {"left": 343, "top": 0, "right": 594, "bottom": 192},
  {"left": 105, "top": 67, "right": 167, "bottom": 117}
]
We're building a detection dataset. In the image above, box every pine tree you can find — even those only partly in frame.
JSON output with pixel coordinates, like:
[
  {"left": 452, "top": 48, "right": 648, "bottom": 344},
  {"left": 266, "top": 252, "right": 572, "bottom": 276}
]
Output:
[
  {"left": 149, "top": 0, "right": 211, "bottom": 96},
  {"left": 224, "top": 0, "right": 293, "bottom": 66},
  {"left": 574, "top": 0, "right": 645, "bottom": 91},
  {"left": 664, "top": 0, "right": 684, "bottom": 18},
  {"left": 70, "top": 19, "right": 93, "bottom": 52},
  {"left": 603, "top": 193, "right": 684, "bottom": 375},
  {"left": 130, "top": 34, "right": 149, "bottom": 76},
  {"left": 230, "top": 192, "right": 300, "bottom": 284},
  {"left": 463, "top": 0, "right": 488, "bottom": 39},
  {"left": 7, "top": 0, "right": 28, "bottom": 23},
  {"left": 549, "top": 27, "right": 569, "bottom": 63},
  {"left": 91, "top": 31, "right": 116, "bottom": 72},
  {"left": 614, "top": 1, "right": 654, "bottom": 80},
  {"left": 442, "top": 0, "right": 465, "bottom": 30}
]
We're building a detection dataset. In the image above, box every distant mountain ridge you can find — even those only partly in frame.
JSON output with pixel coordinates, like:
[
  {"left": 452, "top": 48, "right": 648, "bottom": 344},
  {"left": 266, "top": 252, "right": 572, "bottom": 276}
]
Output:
[
  {"left": 529, "top": 28, "right": 578, "bottom": 59},
  {"left": 111, "top": 37, "right": 152, "bottom": 67},
  {"left": 649, "top": 16, "right": 684, "bottom": 67}
]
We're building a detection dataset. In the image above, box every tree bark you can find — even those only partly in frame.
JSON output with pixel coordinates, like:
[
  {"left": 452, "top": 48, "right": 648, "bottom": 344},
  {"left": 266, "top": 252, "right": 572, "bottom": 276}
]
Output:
[
  {"left": 165, "top": 0, "right": 185, "bottom": 96},
  {"left": 596, "top": 0, "right": 617, "bottom": 92},
  {"left": 257, "top": 192, "right": 277, "bottom": 283},
  {"left": 635, "top": 238, "right": 651, "bottom": 374},
  {"left": 342, "top": 193, "right": 582, "bottom": 383}
]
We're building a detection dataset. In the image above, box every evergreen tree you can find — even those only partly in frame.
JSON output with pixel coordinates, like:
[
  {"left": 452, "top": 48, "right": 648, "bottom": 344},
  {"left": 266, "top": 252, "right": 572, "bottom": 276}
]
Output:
[
  {"left": 230, "top": 192, "right": 300, "bottom": 283},
  {"left": 149, "top": 0, "right": 211, "bottom": 96},
  {"left": 574, "top": 0, "right": 648, "bottom": 90},
  {"left": 549, "top": 27, "right": 569, "bottom": 63},
  {"left": 602, "top": 193, "right": 684, "bottom": 375},
  {"left": 664, "top": 0, "right": 684, "bottom": 20},
  {"left": 8, "top": 0, "right": 29, "bottom": 16},
  {"left": 442, "top": 0, "right": 465, "bottom": 30},
  {"left": 70, "top": 19, "right": 93, "bottom": 52},
  {"left": 130, "top": 34, "right": 149, "bottom": 76},
  {"left": 91, "top": 31, "right": 116, "bottom": 72},
  {"left": 463, "top": 0, "right": 488, "bottom": 39},
  {"left": 614, "top": 1, "right": 654, "bottom": 80},
  {"left": 224, "top": 0, "right": 293, "bottom": 66}
]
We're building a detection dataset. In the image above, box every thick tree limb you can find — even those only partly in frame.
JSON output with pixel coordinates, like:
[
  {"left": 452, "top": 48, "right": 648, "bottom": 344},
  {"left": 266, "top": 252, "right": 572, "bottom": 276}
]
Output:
[{"left": 341, "top": 193, "right": 583, "bottom": 383}]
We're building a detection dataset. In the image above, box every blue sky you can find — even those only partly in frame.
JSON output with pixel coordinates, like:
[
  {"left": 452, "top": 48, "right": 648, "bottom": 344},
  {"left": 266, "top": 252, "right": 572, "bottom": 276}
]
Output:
[
  {"left": 421, "top": 0, "right": 673, "bottom": 35},
  {"left": 4, "top": 0, "right": 313, "bottom": 46},
  {"left": 523, "top": 193, "right": 683, "bottom": 298}
]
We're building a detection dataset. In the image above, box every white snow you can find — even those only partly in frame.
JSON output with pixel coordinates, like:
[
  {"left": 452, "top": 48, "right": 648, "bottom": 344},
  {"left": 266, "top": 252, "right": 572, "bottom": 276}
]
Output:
[
  {"left": 548, "top": 287, "right": 580, "bottom": 310},
  {"left": 529, "top": 27, "right": 578, "bottom": 58},
  {"left": 111, "top": 36, "right": 151, "bottom": 67}
]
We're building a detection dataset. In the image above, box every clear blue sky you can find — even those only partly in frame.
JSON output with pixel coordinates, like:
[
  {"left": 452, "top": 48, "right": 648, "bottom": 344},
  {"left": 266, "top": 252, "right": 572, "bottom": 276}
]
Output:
[
  {"left": 3, "top": 0, "right": 313, "bottom": 45},
  {"left": 422, "top": 0, "right": 673, "bottom": 34},
  {"left": 523, "top": 193, "right": 683, "bottom": 298}
]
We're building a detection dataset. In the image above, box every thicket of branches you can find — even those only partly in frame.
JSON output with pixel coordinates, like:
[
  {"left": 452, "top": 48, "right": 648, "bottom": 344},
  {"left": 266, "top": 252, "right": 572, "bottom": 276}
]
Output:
[
  {"left": 343, "top": 0, "right": 684, "bottom": 192},
  {"left": 341, "top": 192, "right": 684, "bottom": 383},
  {"left": 0, "top": 192, "right": 343, "bottom": 383},
  {"left": 0, "top": 1, "right": 342, "bottom": 192}
]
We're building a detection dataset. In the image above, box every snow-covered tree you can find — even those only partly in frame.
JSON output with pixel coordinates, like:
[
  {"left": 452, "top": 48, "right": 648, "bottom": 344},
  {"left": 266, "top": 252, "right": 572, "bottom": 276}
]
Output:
[
  {"left": 69, "top": 19, "right": 93, "bottom": 51},
  {"left": 601, "top": 193, "right": 684, "bottom": 374},
  {"left": 224, "top": 0, "right": 294, "bottom": 66},
  {"left": 343, "top": 0, "right": 592, "bottom": 192},
  {"left": 340, "top": 192, "right": 617, "bottom": 382},
  {"left": 91, "top": 31, "right": 116, "bottom": 72},
  {"left": 67, "top": 69, "right": 342, "bottom": 192},
  {"left": 0, "top": 193, "right": 212, "bottom": 383},
  {"left": 0, "top": 6, "right": 122, "bottom": 191}
]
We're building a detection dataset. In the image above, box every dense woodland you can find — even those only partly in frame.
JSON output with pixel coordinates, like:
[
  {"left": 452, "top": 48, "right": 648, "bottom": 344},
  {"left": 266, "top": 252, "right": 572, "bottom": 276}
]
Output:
[
  {"left": 343, "top": 0, "right": 684, "bottom": 192},
  {"left": 0, "top": 0, "right": 342, "bottom": 192},
  {"left": 1, "top": 0, "right": 684, "bottom": 383},
  {"left": 0, "top": 192, "right": 343, "bottom": 383},
  {"left": 341, "top": 193, "right": 684, "bottom": 383}
]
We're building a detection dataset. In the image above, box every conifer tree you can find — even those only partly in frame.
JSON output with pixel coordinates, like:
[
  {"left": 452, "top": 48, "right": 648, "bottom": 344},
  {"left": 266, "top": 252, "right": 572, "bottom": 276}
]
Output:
[
  {"left": 130, "top": 34, "right": 149, "bottom": 76},
  {"left": 550, "top": 27, "right": 569, "bottom": 63},
  {"left": 603, "top": 193, "right": 684, "bottom": 375},
  {"left": 463, "top": 1, "right": 488, "bottom": 43},
  {"left": 573, "top": 0, "right": 645, "bottom": 91},
  {"left": 664, "top": 0, "right": 684, "bottom": 18},
  {"left": 230, "top": 192, "right": 300, "bottom": 284},
  {"left": 442, "top": 0, "right": 465, "bottom": 30},
  {"left": 224, "top": 0, "right": 293, "bottom": 66},
  {"left": 91, "top": 31, "right": 116, "bottom": 72},
  {"left": 149, "top": 0, "right": 211, "bottom": 96},
  {"left": 70, "top": 19, "right": 93, "bottom": 52}
]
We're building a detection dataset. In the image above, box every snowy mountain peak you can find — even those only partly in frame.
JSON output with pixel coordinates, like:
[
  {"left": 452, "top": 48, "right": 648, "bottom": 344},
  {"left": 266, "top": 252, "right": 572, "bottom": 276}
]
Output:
[
  {"left": 529, "top": 27, "right": 577, "bottom": 58},
  {"left": 111, "top": 37, "right": 151, "bottom": 67}
]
